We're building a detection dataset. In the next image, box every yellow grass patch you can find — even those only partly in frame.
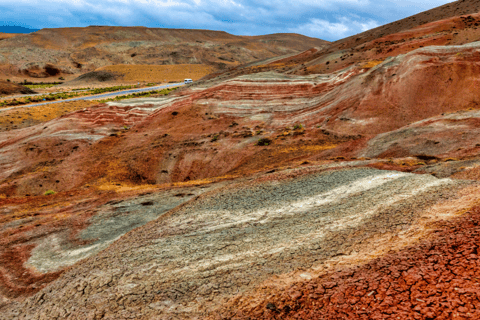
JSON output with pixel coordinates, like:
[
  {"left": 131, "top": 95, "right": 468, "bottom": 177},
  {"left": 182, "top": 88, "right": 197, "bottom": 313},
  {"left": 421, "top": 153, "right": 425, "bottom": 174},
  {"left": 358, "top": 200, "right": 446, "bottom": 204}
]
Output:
[
  {"left": 96, "top": 174, "right": 240, "bottom": 193},
  {"left": 98, "top": 64, "right": 215, "bottom": 83},
  {"left": 0, "top": 33, "right": 21, "bottom": 40},
  {"left": 360, "top": 60, "right": 385, "bottom": 69},
  {"left": 279, "top": 144, "right": 337, "bottom": 153},
  {"left": 0, "top": 100, "right": 99, "bottom": 131}
]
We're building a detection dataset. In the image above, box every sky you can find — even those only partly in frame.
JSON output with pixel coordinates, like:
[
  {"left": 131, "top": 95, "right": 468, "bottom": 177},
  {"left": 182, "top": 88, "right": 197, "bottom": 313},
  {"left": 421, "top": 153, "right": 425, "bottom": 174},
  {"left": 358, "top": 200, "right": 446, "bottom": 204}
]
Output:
[{"left": 0, "top": 0, "right": 453, "bottom": 41}]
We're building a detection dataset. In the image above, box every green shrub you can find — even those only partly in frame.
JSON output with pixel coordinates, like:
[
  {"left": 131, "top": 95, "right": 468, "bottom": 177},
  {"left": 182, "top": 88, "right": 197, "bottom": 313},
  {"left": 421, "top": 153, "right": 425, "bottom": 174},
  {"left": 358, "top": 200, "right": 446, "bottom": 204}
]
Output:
[
  {"left": 293, "top": 124, "right": 303, "bottom": 130},
  {"left": 256, "top": 138, "right": 272, "bottom": 146},
  {"left": 44, "top": 190, "right": 55, "bottom": 196}
]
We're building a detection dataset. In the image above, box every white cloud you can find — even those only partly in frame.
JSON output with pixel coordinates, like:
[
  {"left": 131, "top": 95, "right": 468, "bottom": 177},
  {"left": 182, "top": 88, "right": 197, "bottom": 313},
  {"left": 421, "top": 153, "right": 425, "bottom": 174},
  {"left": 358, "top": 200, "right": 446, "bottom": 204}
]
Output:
[
  {"left": 291, "top": 16, "right": 379, "bottom": 39},
  {"left": 0, "top": 0, "right": 456, "bottom": 40}
]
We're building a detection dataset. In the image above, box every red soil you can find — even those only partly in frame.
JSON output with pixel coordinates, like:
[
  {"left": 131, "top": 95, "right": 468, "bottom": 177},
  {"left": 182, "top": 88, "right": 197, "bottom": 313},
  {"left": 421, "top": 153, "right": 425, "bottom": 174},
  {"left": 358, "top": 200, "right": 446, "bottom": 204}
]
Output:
[
  {"left": 0, "top": 245, "right": 63, "bottom": 299},
  {"left": 0, "top": 189, "right": 126, "bottom": 301},
  {"left": 218, "top": 207, "right": 480, "bottom": 319}
]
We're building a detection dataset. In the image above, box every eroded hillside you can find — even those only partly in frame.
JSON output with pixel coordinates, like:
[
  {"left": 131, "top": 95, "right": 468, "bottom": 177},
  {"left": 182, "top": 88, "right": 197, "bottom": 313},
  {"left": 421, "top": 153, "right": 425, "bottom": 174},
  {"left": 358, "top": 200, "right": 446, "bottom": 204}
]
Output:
[{"left": 2, "top": 1, "right": 480, "bottom": 319}]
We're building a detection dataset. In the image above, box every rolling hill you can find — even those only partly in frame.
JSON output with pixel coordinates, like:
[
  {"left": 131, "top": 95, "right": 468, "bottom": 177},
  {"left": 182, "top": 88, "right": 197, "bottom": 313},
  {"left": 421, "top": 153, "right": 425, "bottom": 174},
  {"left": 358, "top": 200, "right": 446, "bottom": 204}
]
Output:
[{"left": 0, "top": 27, "right": 328, "bottom": 81}]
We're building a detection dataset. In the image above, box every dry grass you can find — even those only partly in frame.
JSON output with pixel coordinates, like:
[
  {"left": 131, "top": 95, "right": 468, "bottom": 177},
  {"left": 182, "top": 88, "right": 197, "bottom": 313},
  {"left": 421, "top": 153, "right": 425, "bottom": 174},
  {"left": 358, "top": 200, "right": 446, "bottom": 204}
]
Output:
[
  {"left": 0, "top": 100, "right": 99, "bottom": 131},
  {"left": 97, "top": 64, "right": 215, "bottom": 83},
  {"left": 0, "top": 33, "right": 21, "bottom": 40},
  {"left": 360, "top": 60, "right": 385, "bottom": 69},
  {"left": 278, "top": 144, "right": 337, "bottom": 153}
]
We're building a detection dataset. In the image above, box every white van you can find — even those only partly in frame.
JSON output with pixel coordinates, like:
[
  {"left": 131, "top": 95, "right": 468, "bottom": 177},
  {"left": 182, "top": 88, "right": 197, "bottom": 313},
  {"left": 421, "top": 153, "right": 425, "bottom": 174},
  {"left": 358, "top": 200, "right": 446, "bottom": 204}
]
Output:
[{"left": 184, "top": 79, "right": 193, "bottom": 84}]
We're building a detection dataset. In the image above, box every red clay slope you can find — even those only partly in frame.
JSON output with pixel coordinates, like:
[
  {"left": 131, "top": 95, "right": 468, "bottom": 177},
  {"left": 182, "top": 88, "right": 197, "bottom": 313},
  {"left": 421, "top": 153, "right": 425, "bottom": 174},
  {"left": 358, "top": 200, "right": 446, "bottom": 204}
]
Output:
[
  {"left": 3, "top": 39, "right": 480, "bottom": 197},
  {"left": 217, "top": 205, "right": 480, "bottom": 320}
]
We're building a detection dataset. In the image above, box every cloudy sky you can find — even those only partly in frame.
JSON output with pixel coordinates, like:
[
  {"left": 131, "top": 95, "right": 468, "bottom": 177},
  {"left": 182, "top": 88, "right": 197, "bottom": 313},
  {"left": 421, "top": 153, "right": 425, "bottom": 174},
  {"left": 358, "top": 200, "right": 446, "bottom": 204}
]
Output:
[{"left": 1, "top": 0, "right": 452, "bottom": 41}]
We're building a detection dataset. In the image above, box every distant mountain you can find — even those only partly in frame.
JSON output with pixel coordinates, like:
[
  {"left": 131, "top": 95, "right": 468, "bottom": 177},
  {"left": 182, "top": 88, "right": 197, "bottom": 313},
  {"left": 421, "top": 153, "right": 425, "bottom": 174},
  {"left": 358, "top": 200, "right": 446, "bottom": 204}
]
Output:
[
  {"left": 202, "top": 0, "right": 480, "bottom": 80},
  {"left": 0, "top": 25, "right": 39, "bottom": 33},
  {"left": 0, "top": 26, "right": 329, "bottom": 79}
]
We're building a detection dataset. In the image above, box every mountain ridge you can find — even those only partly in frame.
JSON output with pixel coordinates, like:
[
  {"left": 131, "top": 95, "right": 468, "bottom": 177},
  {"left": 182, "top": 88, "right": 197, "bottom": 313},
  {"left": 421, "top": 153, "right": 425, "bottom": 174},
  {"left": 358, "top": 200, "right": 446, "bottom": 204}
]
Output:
[{"left": 0, "top": 27, "right": 328, "bottom": 80}]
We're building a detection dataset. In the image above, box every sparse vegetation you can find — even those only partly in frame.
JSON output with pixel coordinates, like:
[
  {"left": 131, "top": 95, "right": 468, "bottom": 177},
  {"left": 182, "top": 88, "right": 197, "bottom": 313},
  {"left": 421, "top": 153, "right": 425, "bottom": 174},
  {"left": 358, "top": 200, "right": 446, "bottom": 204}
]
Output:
[
  {"left": 44, "top": 190, "right": 55, "bottom": 196},
  {"left": 90, "top": 85, "right": 135, "bottom": 95},
  {"left": 293, "top": 123, "right": 303, "bottom": 130},
  {"left": 25, "top": 83, "right": 58, "bottom": 89},
  {"left": 0, "top": 86, "right": 177, "bottom": 108},
  {"left": 98, "top": 87, "right": 177, "bottom": 103},
  {"left": 17, "top": 81, "right": 63, "bottom": 86},
  {"left": 256, "top": 138, "right": 272, "bottom": 146}
]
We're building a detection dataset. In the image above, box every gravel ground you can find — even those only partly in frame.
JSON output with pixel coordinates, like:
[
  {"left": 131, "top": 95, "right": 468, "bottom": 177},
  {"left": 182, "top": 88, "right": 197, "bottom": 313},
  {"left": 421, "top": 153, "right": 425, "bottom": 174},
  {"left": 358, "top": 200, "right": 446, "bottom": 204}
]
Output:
[{"left": 3, "top": 167, "right": 471, "bottom": 319}]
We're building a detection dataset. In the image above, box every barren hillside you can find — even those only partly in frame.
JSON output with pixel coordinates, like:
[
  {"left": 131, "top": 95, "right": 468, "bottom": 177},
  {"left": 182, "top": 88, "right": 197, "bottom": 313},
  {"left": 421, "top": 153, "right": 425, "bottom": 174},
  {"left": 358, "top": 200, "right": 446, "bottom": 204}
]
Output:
[
  {"left": 201, "top": 0, "right": 480, "bottom": 80},
  {"left": 0, "top": 27, "right": 328, "bottom": 81},
  {"left": 2, "top": 1, "right": 480, "bottom": 319},
  {"left": 0, "top": 33, "right": 20, "bottom": 41}
]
